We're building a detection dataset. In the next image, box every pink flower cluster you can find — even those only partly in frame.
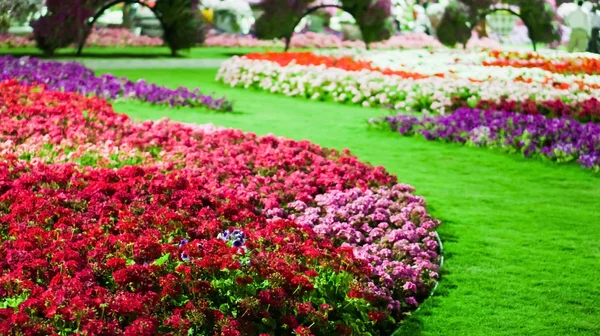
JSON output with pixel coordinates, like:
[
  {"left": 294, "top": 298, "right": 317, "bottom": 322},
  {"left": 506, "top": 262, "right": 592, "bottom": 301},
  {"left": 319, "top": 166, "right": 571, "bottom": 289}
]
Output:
[
  {"left": 86, "top": 27, "right": 164, "bottom": 47},
  {"left": 204, "top": 31, "right": 360, "bottom": 49},
  {"left": 267, "top": 185, "right": 441, "bottom": 310},
  {"left": 0, "top": 28, "right": 163, "bottom": 49},
  {"left": 205, "top": 31, "right": 496, "bottom": 49},
  {"left": 369, "top": 33, "right": 443, "bottom": 49},
  {"left": 0, "top": 34, "right": 35, "bottom": 48},
  {"left": 205, "top": 31, "right": 283, "bottom": 48},
  {"left": 465, "top": 36, "right": 502, "bottom": 50}
]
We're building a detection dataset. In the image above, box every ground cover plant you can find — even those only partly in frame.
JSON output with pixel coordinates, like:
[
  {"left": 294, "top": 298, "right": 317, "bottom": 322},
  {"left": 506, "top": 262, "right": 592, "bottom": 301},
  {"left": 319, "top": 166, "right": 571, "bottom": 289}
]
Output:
[
  {"left": 483, "top": 50, "right": 600, "bottom": 75},
  {"left": 0, "top": 80, "right": 440, "bottom": 335}
]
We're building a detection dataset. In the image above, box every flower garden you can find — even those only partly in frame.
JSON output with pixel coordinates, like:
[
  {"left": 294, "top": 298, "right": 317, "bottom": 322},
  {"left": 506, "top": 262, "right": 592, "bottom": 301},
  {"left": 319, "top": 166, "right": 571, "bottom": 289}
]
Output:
[{"left": 1, "top": 0, "right": 600, "bottom": 335}]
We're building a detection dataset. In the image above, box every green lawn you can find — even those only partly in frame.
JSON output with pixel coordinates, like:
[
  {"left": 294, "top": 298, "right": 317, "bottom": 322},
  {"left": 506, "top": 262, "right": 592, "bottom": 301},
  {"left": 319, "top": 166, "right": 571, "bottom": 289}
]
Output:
[
  {"left": 99, "top": 68, "right": 600, "bottom": 336},
  {"left": 0, "top": 46, "right": 303, "bottom": 60}
]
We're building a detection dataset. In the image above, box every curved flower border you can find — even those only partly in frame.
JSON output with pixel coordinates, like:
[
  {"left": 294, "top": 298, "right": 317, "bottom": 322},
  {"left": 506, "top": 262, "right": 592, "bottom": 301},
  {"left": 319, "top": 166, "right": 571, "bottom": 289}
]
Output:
[{"left": 0, "top": 80, "right": 442, "bottom": 335}]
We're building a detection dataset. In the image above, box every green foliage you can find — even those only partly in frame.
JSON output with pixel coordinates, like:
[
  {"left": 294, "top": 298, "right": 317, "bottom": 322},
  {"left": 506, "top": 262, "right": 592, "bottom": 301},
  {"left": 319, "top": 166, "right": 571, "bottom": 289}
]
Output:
[
  {"left": 0, "top": 292, "right": 29, "bottom": 309},
  {"left": 437, "top": 1, "right": 472, "bottom": 47}
]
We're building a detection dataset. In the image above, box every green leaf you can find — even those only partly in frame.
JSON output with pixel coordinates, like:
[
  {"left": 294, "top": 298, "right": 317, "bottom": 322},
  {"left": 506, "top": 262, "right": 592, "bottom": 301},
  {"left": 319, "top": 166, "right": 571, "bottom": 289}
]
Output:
[{"left": 153, "top": 253, "right": 170, "bottom": 266}]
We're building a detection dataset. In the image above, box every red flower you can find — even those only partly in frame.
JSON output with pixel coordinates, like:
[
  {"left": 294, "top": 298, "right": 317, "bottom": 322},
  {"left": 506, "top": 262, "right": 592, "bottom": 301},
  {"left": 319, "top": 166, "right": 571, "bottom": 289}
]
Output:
[{"left": 124, "top": 317, "right": 158, "bottom": 336}]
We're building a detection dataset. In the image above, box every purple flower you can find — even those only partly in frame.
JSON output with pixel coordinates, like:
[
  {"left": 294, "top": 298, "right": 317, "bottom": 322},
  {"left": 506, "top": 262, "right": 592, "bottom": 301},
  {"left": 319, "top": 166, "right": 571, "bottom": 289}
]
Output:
[
  {"left": 380, "top": 108, "right": 600, "bottom": 172},
  {"left": 0, "top": 56, "right": 233, "bottom": 112}
]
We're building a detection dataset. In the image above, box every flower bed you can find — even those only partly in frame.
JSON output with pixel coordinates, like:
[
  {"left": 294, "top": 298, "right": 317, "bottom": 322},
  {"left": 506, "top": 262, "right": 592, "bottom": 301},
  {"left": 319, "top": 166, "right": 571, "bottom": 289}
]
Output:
[
  {"left": 217, "top": 52, "right": 600, "bottom": 122},
  {"left": 373, "top": 108, "right": 600, "bottom": 172},
  {"left": 351, "top": 49, "right": 600, "bottom": 89},
  {"left": 85, "top": 27, "right": 164, "bottom": 47},
  {"left": 483, "top": 50, "right": 600, "bottom": 76},
  {"left": 0, "top": 34, "right": 34, "bottom": 48},
  {"left": 205, "top": 31, "right": 499, "bottom": 50},
  {"left": 0, "top": 80, "right": 441, "bottom": 335},
  {"left": 0, "top": 56, "right": 232, "bottom": 111},
  {"left": 0, "top": 28, "right": 164, "bottom": 49}
]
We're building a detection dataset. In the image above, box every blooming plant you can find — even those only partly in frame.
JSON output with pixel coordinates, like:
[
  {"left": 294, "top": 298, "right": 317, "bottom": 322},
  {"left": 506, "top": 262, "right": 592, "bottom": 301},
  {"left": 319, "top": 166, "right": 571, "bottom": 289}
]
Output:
[
  {"left": 217, "top": 52, "right": 600, "bottom": 121},
  {"left": 0, "top": 28, "right": 165, "bottom": 49},
  {"left": 483, "top": 50, "right": 600, "bottom": 75},
  {"left": 204, "top": 31, "right": 496, "bottom": 50},
  {"left": 85, "top": 28, "right": 164, "bottom": 47},
  {"left": 0, "top": 80, "right": 441, "bottom": 335},
  {"left": 0, "top": 33, "right": 35, "bottom": 48},
  {"left": 0, "top": 56, "right": 232, "bottom": 111},
  {"left": 373, "top": 108, "right": 600, "bottom": 172}
]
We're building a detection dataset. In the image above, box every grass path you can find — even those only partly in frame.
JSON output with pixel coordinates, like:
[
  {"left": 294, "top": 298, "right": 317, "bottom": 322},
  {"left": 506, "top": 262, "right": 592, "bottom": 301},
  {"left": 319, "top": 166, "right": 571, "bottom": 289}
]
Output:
[{"left": 100, "top": 68, "right": 600, "bottom": 336}]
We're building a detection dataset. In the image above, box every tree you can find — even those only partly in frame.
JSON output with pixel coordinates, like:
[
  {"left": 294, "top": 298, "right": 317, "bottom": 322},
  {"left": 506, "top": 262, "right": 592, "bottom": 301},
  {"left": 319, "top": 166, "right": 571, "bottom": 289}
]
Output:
[
  {"left": 437, "top": 1, "right": 472, "bottom": 47},
  {"left": 254, "top": 0, "right": 314, "bottom": 40},
  {"left": 31, "top": 0, "right": 103, "bottom": 56},
  {"left": 254, "top": 0, "right": 394, "bottom": 50},
  {"left": 31, "top": 0, "right": 203, "bottom": 56},
  {"left": 518, "top": 0, "right": 559, "bottom": 45},
  {"left": 454, "top": 0, "right": 559, "bottom": 50}
]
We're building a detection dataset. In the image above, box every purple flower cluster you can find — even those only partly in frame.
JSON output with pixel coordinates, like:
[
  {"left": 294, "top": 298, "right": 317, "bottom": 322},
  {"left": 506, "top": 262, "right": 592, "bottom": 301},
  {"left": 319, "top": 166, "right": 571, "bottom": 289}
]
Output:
[
  {"left": 0, "top": 56, "right": 232, "bottom": 111},
  {"left": 266, "top": 184, "right": 441, "bottom": 312},
  {"left": 377, "top": 108, "right": 600, "bottom": 172}
]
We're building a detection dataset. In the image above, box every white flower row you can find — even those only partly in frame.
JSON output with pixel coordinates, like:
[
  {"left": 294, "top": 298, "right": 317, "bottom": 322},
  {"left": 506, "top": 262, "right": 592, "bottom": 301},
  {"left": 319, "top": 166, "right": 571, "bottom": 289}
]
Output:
[
  {"left": 348, "top": 50, "right": 600, "bottom": 87},
  {"left": 318, "top": 49, "right": 600, "bottom": 88},
  {"left": 216, "top": 57, "right": 600, "bottom": 114}
]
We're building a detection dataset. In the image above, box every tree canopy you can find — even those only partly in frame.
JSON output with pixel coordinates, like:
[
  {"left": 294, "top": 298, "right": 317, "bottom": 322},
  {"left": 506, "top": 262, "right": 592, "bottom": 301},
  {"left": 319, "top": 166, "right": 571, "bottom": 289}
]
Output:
[
  {"left": 31, "top": 0, "right": 202, "bottom": 56},
  {"left": 254, "top": 0, "right": 394, "bottom": 49}
]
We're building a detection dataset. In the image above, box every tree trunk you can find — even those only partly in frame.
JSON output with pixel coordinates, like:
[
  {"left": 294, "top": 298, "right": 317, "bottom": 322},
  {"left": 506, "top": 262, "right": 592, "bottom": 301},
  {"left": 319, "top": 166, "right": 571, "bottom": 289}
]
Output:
[
  {"left": 123, "top": 4, "right": 132, "bottom": 29},
  {"left": 475, "top": 19, "right": 488, "bottom": 38}
]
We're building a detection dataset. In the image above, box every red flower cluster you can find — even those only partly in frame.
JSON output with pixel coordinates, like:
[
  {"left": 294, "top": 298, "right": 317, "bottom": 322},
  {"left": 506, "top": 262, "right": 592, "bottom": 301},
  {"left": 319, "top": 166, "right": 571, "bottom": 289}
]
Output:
[
  {"left": 484, "top": 50, "right": 600, "bottom": 75},
  {"left": 245, "top": 52, "right": 431, "bottom": 80},
  {"left": 0, "top": 80, "right": 434, "bottom": 335}
]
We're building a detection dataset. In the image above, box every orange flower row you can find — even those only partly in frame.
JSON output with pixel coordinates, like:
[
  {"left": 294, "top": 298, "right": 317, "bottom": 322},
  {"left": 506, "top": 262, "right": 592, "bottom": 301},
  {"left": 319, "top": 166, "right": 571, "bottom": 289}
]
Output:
[
  {"left": 244, "top": 52, "right": 433, "bottom": 80},
  {"left": 485, "top": 50, "right": 600, "bottom": 75}
]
